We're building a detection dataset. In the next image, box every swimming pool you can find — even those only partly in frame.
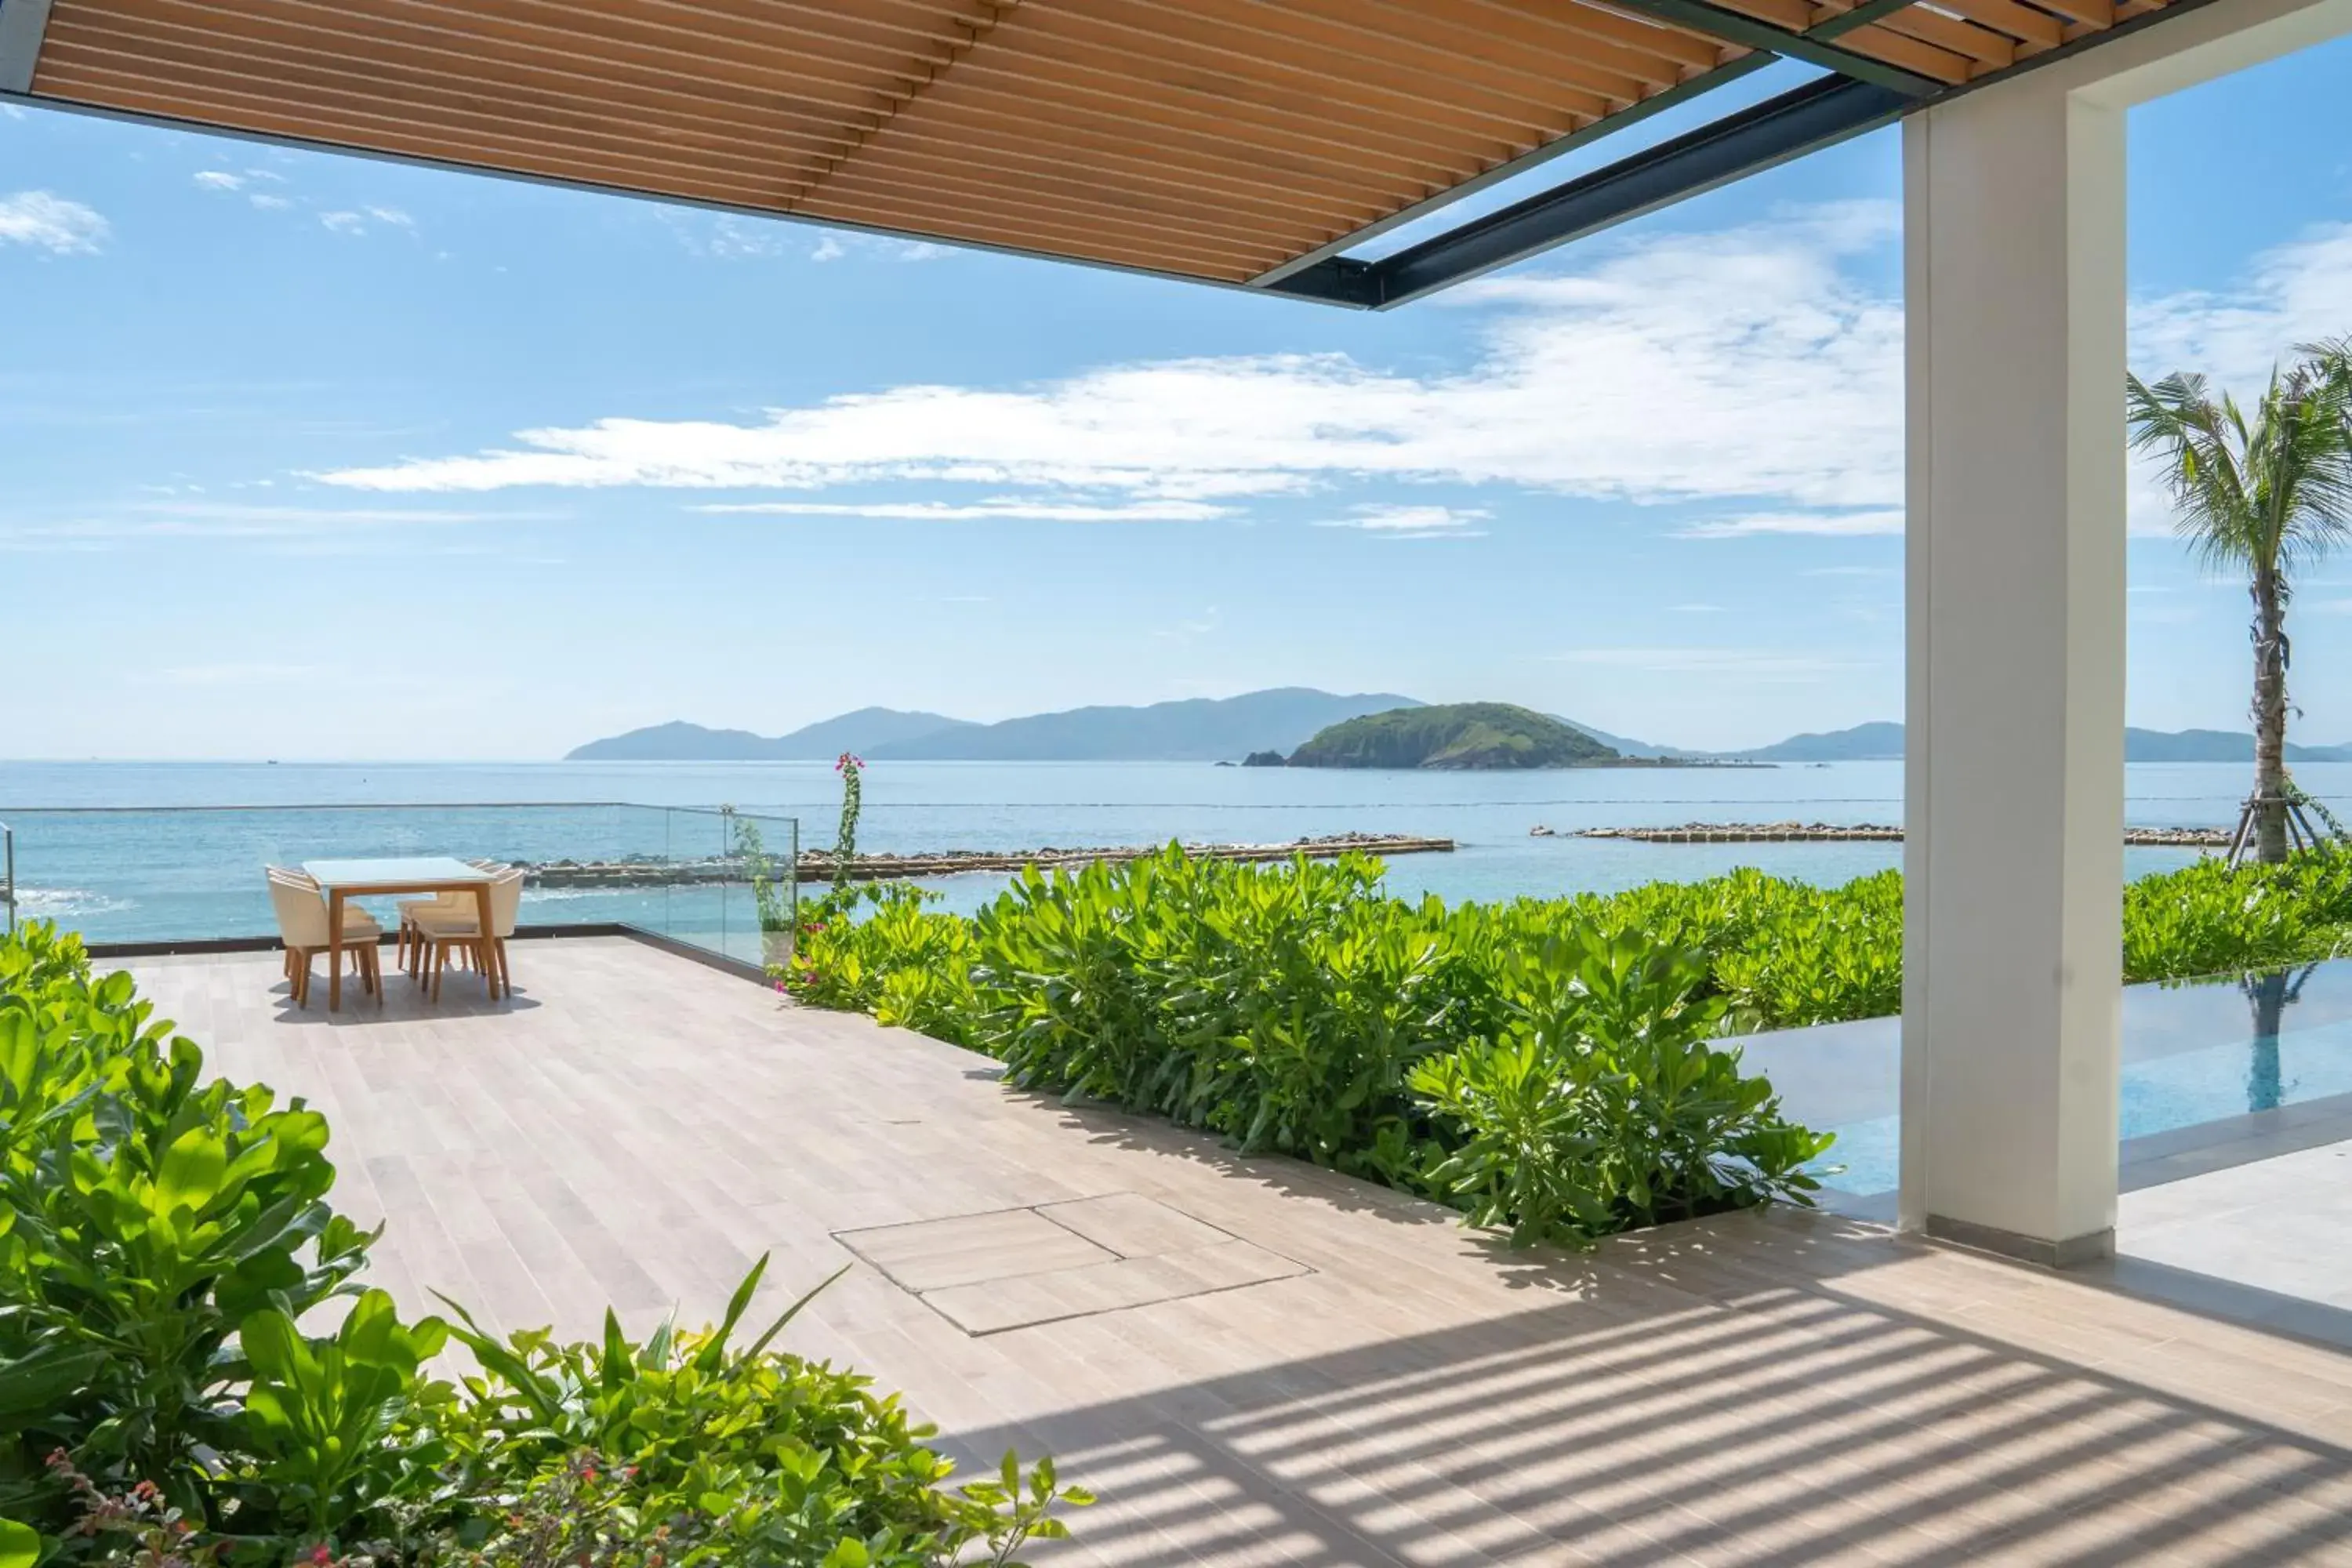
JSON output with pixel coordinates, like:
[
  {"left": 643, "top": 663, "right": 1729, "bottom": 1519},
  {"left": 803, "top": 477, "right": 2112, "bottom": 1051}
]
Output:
[{"left": 1736, "top": 957, "right": 2352, "bottom": 1196}]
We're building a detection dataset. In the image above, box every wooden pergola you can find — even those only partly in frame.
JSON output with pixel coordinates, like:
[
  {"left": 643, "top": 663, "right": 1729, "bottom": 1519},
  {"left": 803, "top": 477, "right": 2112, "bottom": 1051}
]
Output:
[{"left": 0, "top": 0, "right": 2192, "bottom": 307}]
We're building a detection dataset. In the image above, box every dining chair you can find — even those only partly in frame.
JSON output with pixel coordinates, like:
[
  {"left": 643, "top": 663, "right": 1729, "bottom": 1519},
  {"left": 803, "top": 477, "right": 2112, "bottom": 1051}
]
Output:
[
  {"left": 265, "top": 867, "right": 383, "bottom": 1007},
  {"left": 394, "top": 860, "right": 507, "bottom": 971},
  {"left": 408, "top": 866, "right": 526, "bottom": 1002}
]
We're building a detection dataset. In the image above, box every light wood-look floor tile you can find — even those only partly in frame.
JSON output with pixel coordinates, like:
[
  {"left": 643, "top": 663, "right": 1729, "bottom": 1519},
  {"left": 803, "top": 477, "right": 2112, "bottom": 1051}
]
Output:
[{"left": 119, "top": 938, "right": 2352, "bottom": 1566}]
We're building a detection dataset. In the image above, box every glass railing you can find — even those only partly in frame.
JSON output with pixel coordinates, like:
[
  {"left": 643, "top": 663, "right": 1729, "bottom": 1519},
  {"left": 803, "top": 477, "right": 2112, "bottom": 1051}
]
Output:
[{"left": 0, "top": 803, "right": 797, "bottom": 971}]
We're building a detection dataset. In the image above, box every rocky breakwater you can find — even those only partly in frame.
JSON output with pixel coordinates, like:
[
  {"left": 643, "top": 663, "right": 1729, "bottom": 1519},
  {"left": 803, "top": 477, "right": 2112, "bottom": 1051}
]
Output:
[
  {"left": 522, "top": 831, "right": 1455, "bottom": 888},
  {"left": 1563, "top": 822, "right": 2231, "bottom": 847}
]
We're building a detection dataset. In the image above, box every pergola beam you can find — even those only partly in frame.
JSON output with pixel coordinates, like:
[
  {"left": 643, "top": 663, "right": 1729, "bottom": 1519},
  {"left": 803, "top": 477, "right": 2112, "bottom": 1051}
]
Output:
[
  {"left": 1263, "top": 73, "right": 1908, "bottom": 309},
  {"left": 1598, "top": 0, "right": 1944, "bottom": 92},
  {"left": 0, "top": 0, "right": 54, "bottom": 94}
]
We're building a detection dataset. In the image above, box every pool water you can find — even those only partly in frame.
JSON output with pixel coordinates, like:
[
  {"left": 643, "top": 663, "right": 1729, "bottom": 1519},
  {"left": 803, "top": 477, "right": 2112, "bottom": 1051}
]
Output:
[{"left": 1735, "top": 959, "right": 2352, "bottom": 1196}]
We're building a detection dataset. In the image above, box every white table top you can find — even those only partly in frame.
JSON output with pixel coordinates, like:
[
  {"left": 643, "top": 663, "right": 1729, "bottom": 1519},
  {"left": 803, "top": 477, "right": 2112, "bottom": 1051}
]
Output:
[{"left": 302, "top": 856, "right": 492, "bottom": 891}]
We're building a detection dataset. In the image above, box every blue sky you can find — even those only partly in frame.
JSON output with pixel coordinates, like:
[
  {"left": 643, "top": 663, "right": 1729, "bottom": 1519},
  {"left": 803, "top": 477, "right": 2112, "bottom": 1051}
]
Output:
[{"left": 6, "top": 42, "right": 2352, "bottom": 762}]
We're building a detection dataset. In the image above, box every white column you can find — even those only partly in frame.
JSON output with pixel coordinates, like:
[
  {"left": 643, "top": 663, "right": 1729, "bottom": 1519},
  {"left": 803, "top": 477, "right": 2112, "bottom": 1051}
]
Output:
[
  {"left": 1896, "top": 0, "right": 2352, "bottom": 1266},
  {"left": 1900, "top": 71, "right": 2127, "bottom": 1265}
]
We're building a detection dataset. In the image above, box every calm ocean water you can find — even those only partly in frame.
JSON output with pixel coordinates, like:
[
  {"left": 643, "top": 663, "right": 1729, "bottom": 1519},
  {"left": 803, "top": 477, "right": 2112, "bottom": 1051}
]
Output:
[{"left": 4, "top": 757, "right": 2347, "bottom": 947}]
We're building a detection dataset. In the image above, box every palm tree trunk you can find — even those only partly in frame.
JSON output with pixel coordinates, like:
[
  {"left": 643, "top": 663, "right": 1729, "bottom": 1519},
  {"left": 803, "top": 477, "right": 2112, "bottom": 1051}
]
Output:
[
  {"left": 2244, "top": 969, "right": 2287, "bottom": 1113},
  {"left": 2250, "top": 570, "right": 2292, "bottom": 862}
]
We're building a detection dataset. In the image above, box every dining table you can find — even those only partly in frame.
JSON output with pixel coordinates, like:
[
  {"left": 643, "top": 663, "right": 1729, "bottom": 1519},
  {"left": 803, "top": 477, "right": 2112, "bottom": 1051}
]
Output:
[{"left": 302, "top": 856, "right": 496, "bottom": 1011}]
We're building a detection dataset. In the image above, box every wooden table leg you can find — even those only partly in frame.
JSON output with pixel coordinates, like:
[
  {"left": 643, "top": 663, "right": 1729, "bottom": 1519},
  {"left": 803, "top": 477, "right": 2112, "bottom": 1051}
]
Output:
[
  {"left": 472, "top": 883, "right": 499, "bottom": 1000},
  {"left": 328, "top": 888, "right": 346, "bottom": 1011}
]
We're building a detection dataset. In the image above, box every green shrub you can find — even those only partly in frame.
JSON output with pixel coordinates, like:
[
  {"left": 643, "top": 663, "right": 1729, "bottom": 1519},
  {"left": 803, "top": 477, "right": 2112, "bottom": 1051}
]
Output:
[
  {"left": 1410, "top": 932, "right": 1829, "bottom": 1246},
  {"left": 430, "top": 1259, "right": 1083, "bottom": 1567},
  {"left": 2122, "top": 851, "right": 2352, "bottom": 981},
  {"left": 0, "top": 924, "right": 1083, "bottom": 1566},
  {"left": 0, "top": 922, "right": 382, "bottom": 1544},
  {"left": 787, "top": 848, "right": 1832, "bottom": 1248},
  {"left": 781, "top": 843, "right": 2352, "bottom": 1247}
]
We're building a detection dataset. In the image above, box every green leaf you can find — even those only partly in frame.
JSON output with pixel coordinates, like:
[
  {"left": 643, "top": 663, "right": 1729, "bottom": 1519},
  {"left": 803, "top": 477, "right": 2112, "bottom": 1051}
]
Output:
[
  {"left": 0, "top": 1516, "right": 39, "bottom": 1568},
  {"left": 694, "top": 1251, "right": 770, "bottom": 1371},
  {"left": 741, "top": 1263, "right": 850, "bottom": 1363},
  {"left": 154, "top": 1124, "right": 229, "bottom": 1218}
]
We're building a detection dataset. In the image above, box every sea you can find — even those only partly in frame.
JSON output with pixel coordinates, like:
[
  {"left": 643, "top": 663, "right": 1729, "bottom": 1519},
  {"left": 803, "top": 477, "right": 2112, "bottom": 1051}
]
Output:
[{"left": 3, "top": 758, "right": 2346, "bottom": 949}]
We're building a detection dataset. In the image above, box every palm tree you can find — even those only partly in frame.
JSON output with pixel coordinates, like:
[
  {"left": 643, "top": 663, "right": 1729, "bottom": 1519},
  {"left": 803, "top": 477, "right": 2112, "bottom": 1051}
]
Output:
[{"left": 2127, "top": 354, "right": 2352, "bottom": 862}]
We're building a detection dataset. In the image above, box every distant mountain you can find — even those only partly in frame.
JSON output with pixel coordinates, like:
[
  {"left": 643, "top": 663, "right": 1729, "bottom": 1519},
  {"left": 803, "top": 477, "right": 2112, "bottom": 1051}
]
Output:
[
  {"left": 1553, "top": 717, "right": 1686, "bottom": 760},
  {"left": 867, "top": 688, "right": 1425, "bottom": 762},
  {"left": 766, "top": 706, "right": 977, "bottom": 758},
  {"left": 567, "top": 720, "right": 787, "bottom": 762},
  {"left": 565, "top": 707, "right": 969, "bottom": 761},
  {"left": 2126, "top": 727, "right": 2352, "bottom": 763},
  {"left": 1700, "top": 720, "right": 2352, "bottom": 763},
  {"left": 1709, "top": 722, "right": 1907, "bottom": 762},
  {"left": 1289, "top": 703, "right": 1621, "bottom": 770}
]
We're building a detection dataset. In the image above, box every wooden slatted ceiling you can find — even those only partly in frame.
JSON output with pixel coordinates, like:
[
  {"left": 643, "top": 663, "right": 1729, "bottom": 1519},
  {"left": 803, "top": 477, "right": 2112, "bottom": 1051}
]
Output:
[{"left": 25, "top": 0, "right": 2161, "bottom": 287}]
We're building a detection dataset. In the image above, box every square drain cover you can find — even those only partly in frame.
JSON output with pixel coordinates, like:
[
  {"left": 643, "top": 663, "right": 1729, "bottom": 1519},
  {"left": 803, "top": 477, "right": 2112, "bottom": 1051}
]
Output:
[{"left": 835, "top": 1193, "right": 1308, "bottom": 1335}]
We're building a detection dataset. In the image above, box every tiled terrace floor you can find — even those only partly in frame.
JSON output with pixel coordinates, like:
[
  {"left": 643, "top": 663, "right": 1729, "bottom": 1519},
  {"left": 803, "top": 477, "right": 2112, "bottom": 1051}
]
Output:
[{"left": 127, "top": 937, "right": 2352, "bottom": 1566}]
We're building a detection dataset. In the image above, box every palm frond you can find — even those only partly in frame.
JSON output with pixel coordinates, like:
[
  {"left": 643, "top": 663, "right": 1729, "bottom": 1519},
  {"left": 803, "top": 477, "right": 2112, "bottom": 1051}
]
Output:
[{"left": 2128, "top": 354, "right": 2352, "bottom": 583}]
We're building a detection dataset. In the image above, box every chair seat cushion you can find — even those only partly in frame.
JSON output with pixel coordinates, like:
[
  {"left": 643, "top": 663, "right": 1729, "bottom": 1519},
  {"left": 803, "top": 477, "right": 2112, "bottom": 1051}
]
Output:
[
  {"left": 410, "top": 909, "right": 484, "bottom": 938},
  {"left": 339, "top": 909, "right": 383, "bottom": 936}
]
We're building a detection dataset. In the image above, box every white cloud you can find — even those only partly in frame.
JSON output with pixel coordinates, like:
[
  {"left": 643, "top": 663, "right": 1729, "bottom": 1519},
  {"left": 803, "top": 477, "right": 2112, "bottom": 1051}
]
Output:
[
  {"left": 691, "top": 497, "right": 1225, "bottom": 522},
  {"left": 2132, "top": 223, "right": 2352, "bottom": 393},
  {"left": 670, "top": 220, "right": 936, "bottom": 264},
  {"left": 0, "top": 191, "right": 108, "bottom": 254},
  {"left": 319, "top": 210, "right": 368, "bottom": 235},
  {"left": 804, "top": 230, "right": 937, "bottom": 263},
  {"left": 194, "top": 168, "right": 303, "bottom": 213},
  {"left": 1679, "top": 508, "right": 1904, "bottom": 538},
  {"left": 366, "top": 206, "right": 413, "bottom": 227},
  {"left": 1313, "top": 503, "right": 1489, "bottom": 538},
  {"left": 318, "top": 204, "right": 1907, "bottom": 507},
  {"left": 308, "top": 200, "right": 2352, "bottom": 558},
  {"left": 0, "top": 502, "right": 561, "bottom": 551}
]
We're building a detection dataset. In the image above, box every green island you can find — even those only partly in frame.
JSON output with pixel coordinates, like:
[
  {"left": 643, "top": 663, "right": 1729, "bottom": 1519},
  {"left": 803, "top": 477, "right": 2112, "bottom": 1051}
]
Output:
[{"left": 1285, "top": 702, "right": 1625, "bottom": 769}]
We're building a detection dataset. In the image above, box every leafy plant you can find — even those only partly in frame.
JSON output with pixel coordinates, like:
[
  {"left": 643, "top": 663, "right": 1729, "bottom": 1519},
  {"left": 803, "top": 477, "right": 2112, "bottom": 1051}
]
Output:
[
  {"left": 1410, "top": 931, "right": 1830, "bottom": 1246},
  {"left": 724, "top": 811, "right": 797, "bottom": 938},
  {"left": 0, "top": 934, "right": 378, "bottom": 1538},
  {"left": 781, "top": 848, "right": 1835, "bottom": 1247},
  {"left": 778, "top": 841, "right": 2352, "bottom": 1248},
  {"left": 0, "top": 927, "right": 1087, "bottom": 1567},
  {"left": 233, "top": 1292, "right": 453, "bottom": 1548},
  {"left": 430, "top": 1258, "right": 1086, "bottom": 1566},
  {"left": 831, "top": 753, "right": 866, "bottom": 890}
]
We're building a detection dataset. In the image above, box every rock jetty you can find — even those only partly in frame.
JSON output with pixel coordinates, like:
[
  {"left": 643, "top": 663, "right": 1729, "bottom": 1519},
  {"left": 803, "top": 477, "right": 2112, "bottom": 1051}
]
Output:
[
  {"left": 1566, "top": 822, "right": 2230, "bottom": 847},
  {"left": 522, "top": 832, "right": 1454, "bottom": 888}
]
